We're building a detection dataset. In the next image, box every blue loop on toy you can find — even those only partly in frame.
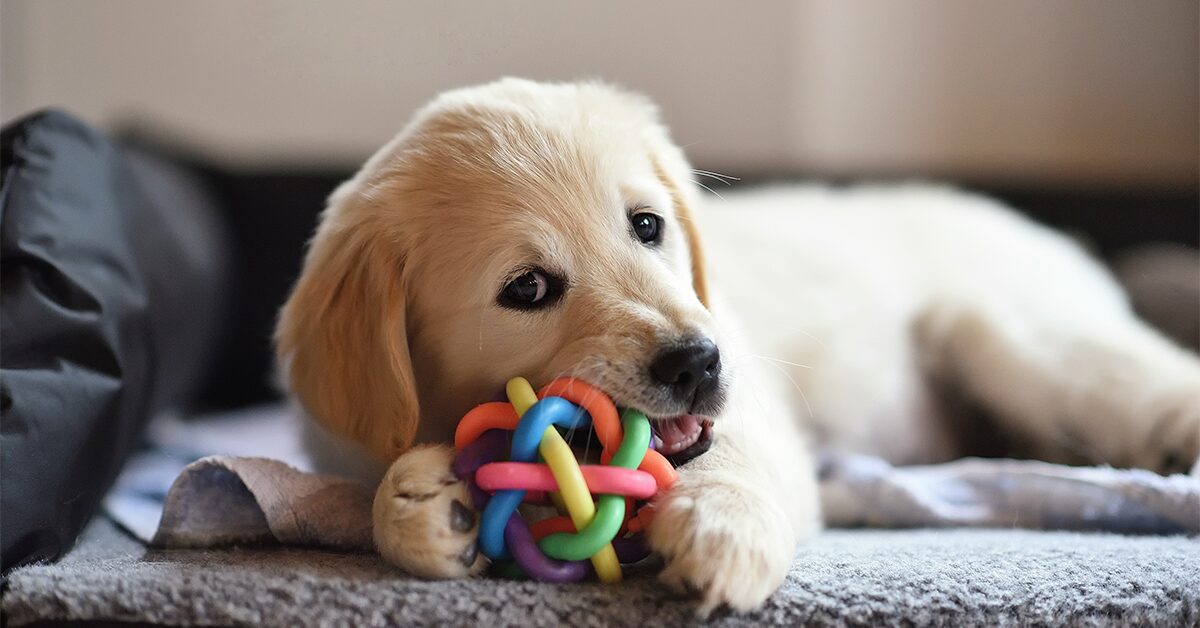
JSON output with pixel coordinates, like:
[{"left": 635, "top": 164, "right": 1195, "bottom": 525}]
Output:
[
  {"left": 477, "top": 396, "right": 593, "bottom": 560},
  {"left": 479, "top": 491, "right": 522, "bottom": 559},
  {"left": 510, "top": 396, "right": 591, "bottom": 460}
]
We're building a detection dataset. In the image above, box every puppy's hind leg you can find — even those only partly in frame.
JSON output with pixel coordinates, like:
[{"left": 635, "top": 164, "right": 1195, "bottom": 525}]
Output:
[
  {"left": 373, "top": 445, "right": 487, "bottom": 577},
  {"left": 919, "top": 294, "right": 1200, "bottom": 475}
]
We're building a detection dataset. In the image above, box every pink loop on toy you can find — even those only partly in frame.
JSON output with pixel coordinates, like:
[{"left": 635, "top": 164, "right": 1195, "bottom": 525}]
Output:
[{"left": 476, "top": 462, "right": 658, "bottom": 499}]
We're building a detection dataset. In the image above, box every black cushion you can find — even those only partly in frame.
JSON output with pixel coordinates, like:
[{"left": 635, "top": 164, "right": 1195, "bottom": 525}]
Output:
[{"left": 0, "top": 111, "right": 228, "bottom": 574}]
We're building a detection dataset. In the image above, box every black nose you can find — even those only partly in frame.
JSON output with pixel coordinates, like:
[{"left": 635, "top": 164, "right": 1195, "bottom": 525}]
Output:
[{"left": 649, "top": 337, "right": 721, "bottom": 403}]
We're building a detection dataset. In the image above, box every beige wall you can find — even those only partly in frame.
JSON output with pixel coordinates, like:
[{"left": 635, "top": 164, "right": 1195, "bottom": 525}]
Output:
[
  {"left": 2, "top": 0, "right": 1196, "bottom": 188},
  {"left": 788, "top": 2, "right": 1199, "bottom": 187}
]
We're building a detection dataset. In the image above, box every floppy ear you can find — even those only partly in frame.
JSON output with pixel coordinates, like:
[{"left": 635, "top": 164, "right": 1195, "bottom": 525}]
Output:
[
  {"left": 653, "top": 158, "right": 710, "bottom": 308},
  {"left": 275, "top": 197, "right": 419, "bottom": 463},
  {"left": 673, "top": 190, "right": 710, "bottom": 309}
]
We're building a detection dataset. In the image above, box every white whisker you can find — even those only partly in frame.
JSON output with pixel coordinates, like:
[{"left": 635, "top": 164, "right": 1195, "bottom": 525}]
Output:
[
  {"left": 693, "top": 180, "right": 726, "bottom": 201},
  {"left": 692, "top": 168, "right": 740, "bottom": 183},
  {"left": 760, "top": 359, "right": 815, "bottom": 421},
  {"left": 691, "top": 170, "right": 738, "bottom": 186},
  {"left": 789, "top": 327, "right": 827, "bottom": 349},
  {"left": 752, "top": 354, "right": 813, "bottom": 369}
]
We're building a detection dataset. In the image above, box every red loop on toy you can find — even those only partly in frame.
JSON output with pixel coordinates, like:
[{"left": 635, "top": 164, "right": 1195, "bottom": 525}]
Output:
[{"left": 530, "top": 516, "right": 577, "bottom": 541}]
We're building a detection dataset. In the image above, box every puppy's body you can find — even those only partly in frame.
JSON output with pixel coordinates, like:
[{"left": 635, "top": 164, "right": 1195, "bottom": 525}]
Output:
[
  {"left": 278, "top": 79, "right": 1200, "bottom": 614},
  {"left": 705, "top": 184, "right": 1200, "bottom": 471}
]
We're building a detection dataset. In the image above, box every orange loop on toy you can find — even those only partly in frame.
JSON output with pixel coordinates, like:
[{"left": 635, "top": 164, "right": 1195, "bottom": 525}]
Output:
[
  {"left": 454, "top": 402, "right": 519, "bottom": 451},
  {"left": 539, "top": 378, "right": 678, "bottom": 491},
  {"left": 538, "top": 379, "right": 621, "bottom": 448}
]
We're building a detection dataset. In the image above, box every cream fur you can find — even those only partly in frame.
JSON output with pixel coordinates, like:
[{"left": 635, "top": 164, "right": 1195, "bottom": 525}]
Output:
[{"left": 277, "top": 78, "right": 1200, "bottom": 614}]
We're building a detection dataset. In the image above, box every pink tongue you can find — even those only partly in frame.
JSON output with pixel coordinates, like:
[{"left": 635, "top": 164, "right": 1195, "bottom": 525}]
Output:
[{"left": 656, "top": 415, "right": 702, "bottom": 454}]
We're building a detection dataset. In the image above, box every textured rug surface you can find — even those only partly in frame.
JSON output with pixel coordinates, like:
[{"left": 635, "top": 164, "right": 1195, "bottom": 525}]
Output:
[{"left": 5, "top": 517, "right": 1198, "bottom": 627}]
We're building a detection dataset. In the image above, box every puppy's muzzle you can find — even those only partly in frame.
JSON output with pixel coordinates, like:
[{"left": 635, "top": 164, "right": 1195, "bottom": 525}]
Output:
[{"left": 649, "top": 336, "right": 722, "bottom": 411}]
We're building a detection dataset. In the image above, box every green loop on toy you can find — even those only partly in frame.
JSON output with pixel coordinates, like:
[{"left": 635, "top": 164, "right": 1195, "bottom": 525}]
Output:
[
  {"left": 538, "top": 409, "right": 651, "bottom": 561},
  {"left": 610, "top": 409, "right": 652, "bottom": 469}
]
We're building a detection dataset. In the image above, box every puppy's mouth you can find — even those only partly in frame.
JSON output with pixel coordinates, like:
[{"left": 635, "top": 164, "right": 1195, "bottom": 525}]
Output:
[
  {"left": 651, "top": 415, "right": 714, "bottom": 466},
  {"left": 506, "top": 381, "right": 717, "bottom": 466}
]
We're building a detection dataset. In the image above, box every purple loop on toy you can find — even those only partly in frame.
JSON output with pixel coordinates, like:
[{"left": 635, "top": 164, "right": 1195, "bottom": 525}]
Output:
[
  {"left": 454, "top": 430, "right": 509, "bottom": 481},
  {"left": 504, "top": 514, "right": 590, "bottom": 582},
  {"left": 456, "top": 431, "right": 512, "bottom": 557},
  {"left": 612, "top": 535, "right": 651, "bottom": 564}
]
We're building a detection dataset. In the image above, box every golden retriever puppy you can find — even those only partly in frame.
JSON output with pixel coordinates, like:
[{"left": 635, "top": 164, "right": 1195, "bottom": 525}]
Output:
[{"left": 276, "top": 78, "right": 1200, "bottom": 613}]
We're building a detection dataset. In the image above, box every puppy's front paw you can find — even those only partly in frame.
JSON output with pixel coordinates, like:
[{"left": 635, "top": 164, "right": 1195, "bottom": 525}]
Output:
[
  {"left": 1160, "top": 393, "right": 1200, "bottom": 477},
  {"left": 373, "top": 445, "right": 486, "bottom": 578},
  {"left": 646, "top": 473, "right": 799, "bottom": 615},
  {"left": 1138, "top": 388, "right": 1200, "bottom": 476}
]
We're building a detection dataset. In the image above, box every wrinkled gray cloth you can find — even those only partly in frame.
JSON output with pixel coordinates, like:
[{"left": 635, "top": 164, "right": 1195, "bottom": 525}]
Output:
[
  {"left": 152, "top": 456, "right": 373, "bottom": 550},
  {"left": 4, "top": 516, "right": 1198, "bottom": 627},
  {"left": 143, "top": 452, "right": 1199, "bottom": 553},
  {"left": 819, "top": 453, "right": 1200, "bottom": 534}
]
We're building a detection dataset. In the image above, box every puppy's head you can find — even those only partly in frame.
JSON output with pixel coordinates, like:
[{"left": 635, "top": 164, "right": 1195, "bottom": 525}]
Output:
[{"left": 277, "top": 78, "right": 726, "bottom": 463}]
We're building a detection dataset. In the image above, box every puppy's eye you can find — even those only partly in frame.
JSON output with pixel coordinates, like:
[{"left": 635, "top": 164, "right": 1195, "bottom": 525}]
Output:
[
  {"left": 498, "top": 269, "right": 563, "bottom": 310},
  {"left": 630, "top": 212, "right": 663, "bottom": 245}
]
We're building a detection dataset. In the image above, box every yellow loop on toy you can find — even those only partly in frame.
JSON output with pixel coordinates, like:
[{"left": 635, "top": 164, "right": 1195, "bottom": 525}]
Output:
[
  {"left": 505, "top": 377, "right": 540, "bottom": 416},
  {"left": 506, "top": 377, "right": 622, "bottom": 583},
  {"left": 540, "top": 427, "right": 622, "bottom": 582}
]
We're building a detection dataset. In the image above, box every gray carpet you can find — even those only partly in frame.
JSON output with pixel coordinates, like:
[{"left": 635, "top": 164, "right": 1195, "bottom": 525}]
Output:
[{"left": 4, "top": 517, "right": 1198, "bottom": 627}]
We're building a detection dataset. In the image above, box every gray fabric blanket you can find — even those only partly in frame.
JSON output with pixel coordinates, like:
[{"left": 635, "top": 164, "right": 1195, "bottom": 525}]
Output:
[
  {"left": 101, "top": 405, "right": 1200, "bottom": 548},
  {"left": 140, "top": 452, "right": 1199, "bottom": 553},
  {"left": 818, "top": 453, "right": 1200, "bottom": 534},
  {"left": 153, "top": 456, "right": 375, "bottom": 550},
  {"left": 5, "top": 516, "right": 1198, "bottom": 626}
]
